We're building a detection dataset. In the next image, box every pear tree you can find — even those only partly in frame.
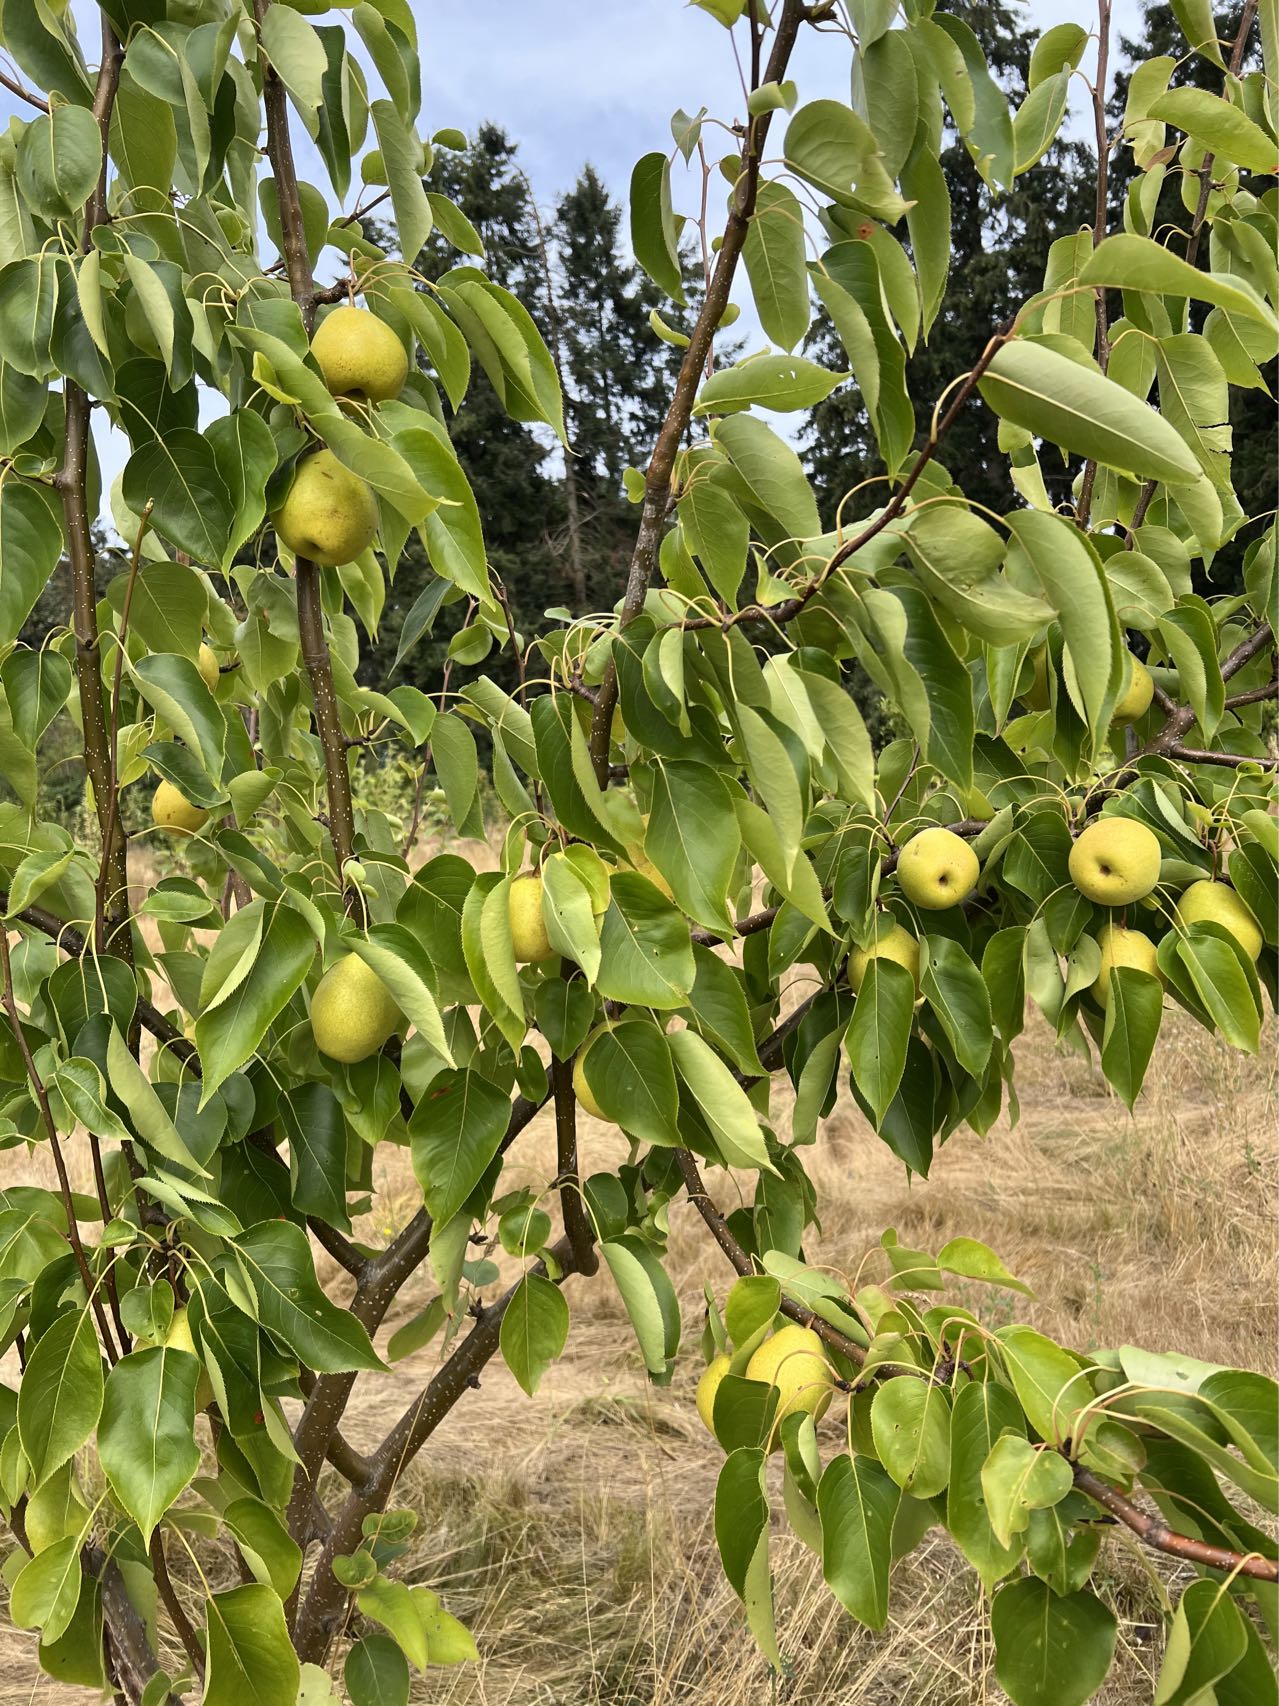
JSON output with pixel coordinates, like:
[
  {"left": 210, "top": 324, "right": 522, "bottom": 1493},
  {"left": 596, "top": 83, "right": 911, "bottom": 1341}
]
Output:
[{"left": 0, "top": 2, "right": 1275, "bottom": 1702}]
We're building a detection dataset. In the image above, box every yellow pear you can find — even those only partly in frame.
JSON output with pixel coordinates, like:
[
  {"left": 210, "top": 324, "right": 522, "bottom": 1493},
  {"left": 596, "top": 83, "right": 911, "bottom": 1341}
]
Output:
[
  {"left": 197, "top": 643, "right": 220, "bottom": 692},
  {"left": 1092, "top": 924, "right": 1162, "bottom": 1007},
  {"left": 152, "top": 780, "right": 209, "bottom": 837},
  {"left": 849, "top": 919, "right": 919, "bottom": 992},
  {"left": 1068, "top": 818, "right": 1162, "bottom": 906},
  {"left": 310, "top": 954, "right": 402, "bottom": 1063},
  {"left": 896, "top": 827, "right": 980, "bottom": 911},
  {"left": 509, "top": 873, "right": 554, "bottom": 963},
  {"left": 745, "top": 1324, "right": 833, "bottom": 1440},
  {"left": 271, "top": 449, "right": 379, "bottom": 567},
  {"left": 696, "top": 1353, "right": 731, "bottom": 1436},
  {"left": 628, "top": 852, "right": 674, "bottom": 901},
  {"left": 1175, "top": 880, "right": 1263, "bottom": 961},
  {"left": 311, "top": 305, "right": 409, "bottom": 402},
  {"left": 1112, "top": 655, "right": 1154, "bottom": 724}
]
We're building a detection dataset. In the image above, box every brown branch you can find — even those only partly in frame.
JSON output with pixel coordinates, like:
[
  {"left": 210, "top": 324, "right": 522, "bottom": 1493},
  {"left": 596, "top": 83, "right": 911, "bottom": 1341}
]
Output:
[
  {"left": 1075, "top": 0, "right": 1113, "bottom": 528},
  {"left": 1167, "top": 745, "right": 1277, "bottom": 770},
  {"left": 552, "top": 1018, "right": 598, "bottom": 1276},
  {"left": 0, "top": 64, "right": 48, "bottom": 111},
  {"left": 587, "top": 0, "right": 809, "bottom": 781},
  {"left": 1135, "top": 622, "right": 1274, "bottom": 763},
  {"left": 93, "top": 1551, "right": 180, "bottom": 1706},
  {"left": 149, "top": 1532, "right": 204, "bottom": 1680},
  {"left": 255, "top": 0, "right": 358, "bottom": 908},
  {"left": 0, "top": 927, "right": 120, "bottom": 1364},
  {"left": 1184, "top": 0, "right": 1260, "bottom": 271},
  {"left": 1073, "top": 1464, "right": 1278, "bottom": 1582},
  {"left": 95, "top": 500, "right": 152, "bottom": 959},
  {"left": 1224, "top": 681, "right": 1276, "bottom": 709}
]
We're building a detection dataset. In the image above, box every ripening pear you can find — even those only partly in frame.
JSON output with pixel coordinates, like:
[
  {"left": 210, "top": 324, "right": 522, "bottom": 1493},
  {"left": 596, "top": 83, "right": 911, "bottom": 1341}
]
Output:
[
  {"left": 197, "top": 643, "right": 220, "bottom": 692},
  {"left": 627, "top": 852, "right": 674, "bottom": 901},
  {"left": 1175, "top": 880, "right": 1263, "bottom": 961},
  {"left": 154, "top": 1306, "right": 214, "bottom": 1410},
  {"left": 1112, "top": 655, "right": 1154, "bottom": 724},
  {"left": 849, "top": 919, "right": 919, "bottom": 992},
  {"left": 311, "top": 305, "right": 409, "bottom": 403},
  {"left": 271, "top": 449, "right": 379, "bottom": 567},
  {"left": 509, "top": 873, "right": 554, "bottom": 963},
  {"left": 1068, "top": 818, "right": 1162, "bottom": 906},
  {"left": 896, "top": 827, "right": 980, "bottom": 911},
  {"left": 696, "top": 1354, "right": 731, "bottom": 1436},
  {"left": 310, "top": 954, "right": 402, "bottom": 1063},
  {"left": 152, "top": 780, "right": 209, "bottom": 837},
  {"left": 1092, "top": 924, "right": 1162, "bottom": 1007},
  {"left": 745, "top": 1324, "right": 833, "bottom": 1440}
]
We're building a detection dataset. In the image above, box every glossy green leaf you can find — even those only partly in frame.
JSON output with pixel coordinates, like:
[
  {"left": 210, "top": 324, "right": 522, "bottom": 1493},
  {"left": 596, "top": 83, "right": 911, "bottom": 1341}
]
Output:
[
  {"left": 846, "top": 959, "right": 914, "bottom": 1127},
  {"left": 203, "top": 1585, "right": 300, "bottom": 1706},
  {"left": 17, "top": 1310, "right": 103, "bottom": 1489},
  {"left": 870, "top": 1376, "right": 952, "bottom": 1499},
  {"left": 991, "top": 1579, "right": 1117, "bottom": 1706},
  {"left": 741, "top": 180, "right": 809, "bottom": 351},
  {"left": 234, "top": 1220, "right": 383, "bottom": 1373},
  {"left": 410, "top": 1067, "right": 511, "bottom": 1226},
  {"left": 499, "top": 1273, "right": 569, "bottom": 1397},
  {"left": 629, "top": 152, "right": 686, "bottom": 305},
  {"left": 818, "top": 1453, "right": 899, "bottom": 1630},
  {"left": 98, "top": 1346, "right": 200, "bottom": 1544}
]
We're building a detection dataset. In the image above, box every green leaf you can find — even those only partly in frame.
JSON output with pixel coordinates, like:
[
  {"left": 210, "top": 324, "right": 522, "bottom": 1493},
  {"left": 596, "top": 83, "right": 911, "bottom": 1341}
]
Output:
[
  {"left": 436, "top": 269, "right": 565, "bottom": 441},
  {"left": 818, "top": 1453, "right": 900, "bottom": 1630},
  {"left": 345, "top": 1636, "right": 409, "bottom": 1706},
  {"left": 919, "top": 937, "right": 994, "bottom": 1079},
  {"left": 122, "top": 430, "right": 233, "bottom": 568},
  {"left": 0, "top": 481, "right": 63, "bottom": 648},
  {"left": 350, "top": 924, "right": 450, "bottom": 1063},
  {"left": 540, "top": 854, "right": 601, "bottom": 983},
  {"left": 8, "top": 1535, "right": 83, "bottom": 1645},
  {"left": 1176, "top": 926, "right": 1261, "bottom": 1053},
  {"left": 785, "top": 100, "right": 910, "bottom": 222},
  {"left": 260, "top": 4, "right": 326, "bottom": 136},
  {"left": 1029, "top": 23, "right": 1088, "bottom": 88},
  {"left": 897, "top": 504, "right": 1052, "bottom": 647},
  {"left": 499, "top": 1273, "right": 569, "bottom": 1397},
  {"left": 742, "top": 180, "right": 810, "bottom": 352},
  {"left": 996, "top": 1326, "right": 1095, "bottom": 1446},
  {"left": 599, "top": 1235, "right": 680, "bottom": 1382},
  {"left": 1148, "top": 87, "right": 1278, "bottom": 173},
  {"left": 597, "top": 874, "right": 695, "bottom": 1010},
  {"left": 947, "top": 1380, "right": 1025, "bottom": 1588},
  {"left": 131, "top": 654, "right": 225, "bottom": 781},
  {"left": 1013, "top": 70, "right": 1071, "bottom": 174},
  {"left": 17, "top": 1309, "right": 103, "bottom": 1488},
  {"left": 195, "top": 903, "right": 316, "bottom": 1100},
  {"left": 223, "top": 1498, "right": 302, "bottom": 1601},
  {"left": 846, "top": 959, "right": 914, "bottom": 1127},
  {"left": 645, "top": 759, "right": 739, "bottom": 933},
  {"left": 979, "top": 339, "right": 1202, "bottom": 485},
  {"left": 870, "top": 1376, "right": 952, "bottom": 1499},
  {"left": 714, "top": 1447, "right": 780, "bottom": 1666},
  {"left": 581, "top": 1020, "right": 678, "bottom": 1147},
  {"left": 991, "top": 1579, "right": 1117, "bottom": 1706},
  {"left": 629, "top": 152, "right": 685, "bottom": 305},
  {"left": 929, "top": 14, "right": 1015, "bottom": 190},
  {"left": 980, "top": 1434, "right": 1073, "bottom": 1550},
  {"left": 1155, "top": 1579, "right": 1248, "bottom": 1706},
  {"left": 1101, "top": 968, "right": 1163, "bottom": 1108},
  {"left": 396, "top": 428, "right": 489, "bottom": 601},
  {"left": 1079, "top": 234, "right": 1277, "bottom": 332},
  {"left": 98, "top": 1347, "right": 200, "bottom": 1544},
  {"left": 0, "top": 255, "right": 58, "bottom": 377},
  {"left": 203, "top": 1585, "right": 300, "bottom": 1706},
  {"left": 697, "top": 353, "right": 845, "bottom": 416},
  {"left": 369, "top": 98, "right": 431, "bottom": 264},
  {"left": 207, "top": 410, "right": 277, "bottom": 572},
  {"left": 280, "top": 1082, "right": 351, "bottom": 1230},
  {"left": 669, "top": 1029, "right": 774, "bottom": 1173},
  {"left": 16, "top": 105, "right": 101, "bottom": 220},
  {"left": 234, "top": 1220, "right": 383, "bottom": 1373},
  {"left": 1006, "top": 511, "right": 1120, "bottom": 748},
  {"left": 409, "top": 1067, "right": 510, "bottom": 1226},
  {"left": 714, "top": 413, "right": 821, "bottom": 547}
]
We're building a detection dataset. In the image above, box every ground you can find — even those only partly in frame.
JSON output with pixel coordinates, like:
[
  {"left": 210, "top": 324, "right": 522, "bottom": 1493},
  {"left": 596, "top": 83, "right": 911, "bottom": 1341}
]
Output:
[{"left": 1, "top": 860, "right": 1275, "bottom": 1703}]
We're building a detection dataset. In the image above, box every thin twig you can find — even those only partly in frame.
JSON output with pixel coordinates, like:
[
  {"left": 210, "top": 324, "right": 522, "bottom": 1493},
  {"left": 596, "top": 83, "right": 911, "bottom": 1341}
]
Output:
[
  {"left": 1184, "top": 1, "right": 1260, "bottom": 270},
  {"left": 1073, "top": 1464, "right": 1278, "bottom": 1581}
]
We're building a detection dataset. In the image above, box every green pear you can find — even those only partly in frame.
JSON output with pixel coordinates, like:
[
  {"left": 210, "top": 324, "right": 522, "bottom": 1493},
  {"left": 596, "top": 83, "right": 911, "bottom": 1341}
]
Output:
[
  {"left": 1175, "top": 880, "right": 1263, "bottom": 961},
  {"left": 152, "top": 780, "right": 209, "bottom": 837},
  {"left": 896, "top": 827, "right": 980, "bottom": 911},
  {"left": 271, "top": 449, "right": 379, "bottom": 567},
  {"left": 572, "top": 1022, "right": 616, "bottom": 1120},
  {"left": 508, "top": 873, "right": 554, "bottom": 963},
  {"left": 1112, "top": 655, "right": 1154, "bottom": 724},
  {"left": 1092, "top": 924, "right": 1162, "bottom": 1007},
  {"left": 311, "top": 305, "right": 408, "bottom": 403},
  {"left": 1068, "top": 818, "right": 1162, "bottom": 906},
  {"left": 310, "top": 954, "right": 402, "bottom": 1063},
  {"left": 849, "top": 919, "right": 919, "bottom": 992},
  {"left": 197, "top": 643, "right": 220, "bottom": 692}
]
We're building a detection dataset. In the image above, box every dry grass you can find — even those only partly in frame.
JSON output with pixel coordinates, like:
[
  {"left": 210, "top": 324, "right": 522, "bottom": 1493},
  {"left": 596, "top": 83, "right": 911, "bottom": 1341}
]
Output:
[{"left": 2, "top": 913, "right": 1275, "bottom": 1702}]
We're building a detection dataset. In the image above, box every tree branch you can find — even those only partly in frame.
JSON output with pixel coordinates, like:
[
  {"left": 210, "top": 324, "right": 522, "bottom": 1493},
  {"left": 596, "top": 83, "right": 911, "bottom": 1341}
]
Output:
[
  {"left": 255, "top": 0, "right": 359, "bottom": 907},
  {"left": 1074, "top": 0, "right": 1113, "bottom": 528},
  {"left": 552, "top": 1035, "right": 598, "bottom": 1277},
  {"left": 1073, "top": 1463, "right": 1278, "bottom": 1582},
  {"left": 1184, "top": 1, "right": 1260, "bottom": 271},
  {"left": 587, "top": 0, "right": 809, "bottom": 781},
  {"left": 149, "top": 1532, "right": 204, "bottom": 1680},
  {"left": 1166, "top": 745, "right": 1277, "bottom": 770}
]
